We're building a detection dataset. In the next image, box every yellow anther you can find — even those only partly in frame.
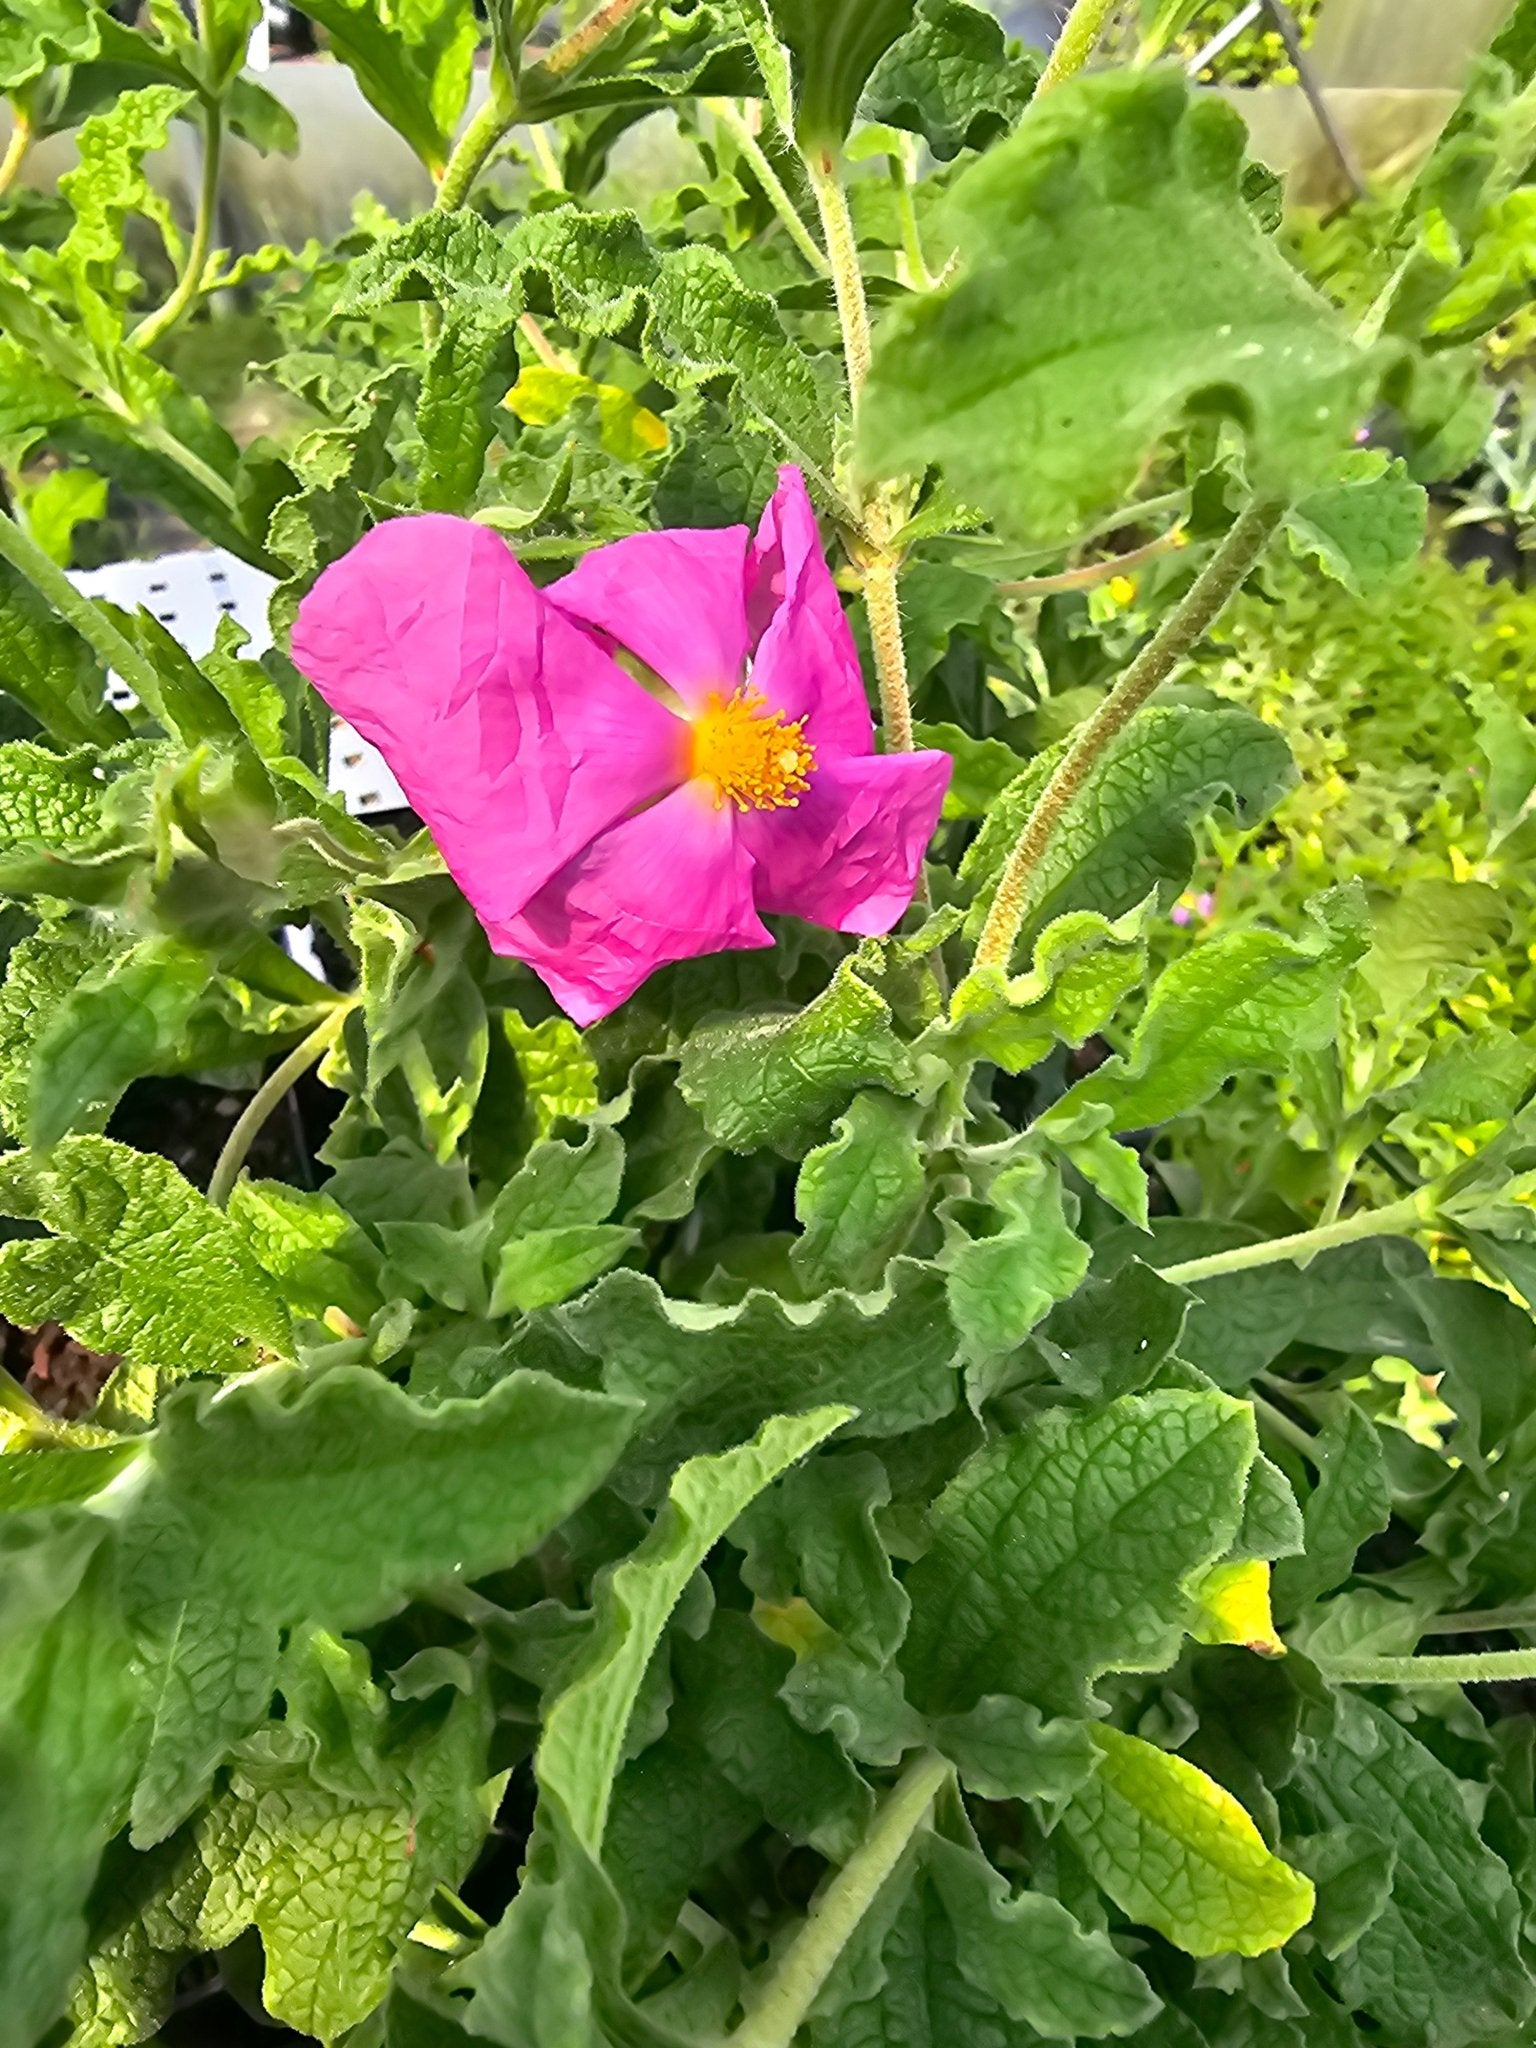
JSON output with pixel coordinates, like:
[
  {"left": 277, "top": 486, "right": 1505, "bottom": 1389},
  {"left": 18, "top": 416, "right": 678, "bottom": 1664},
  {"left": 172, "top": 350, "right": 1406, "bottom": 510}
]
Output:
[{"left": 690, "top": 688, "right": 816, "bottom": 811}]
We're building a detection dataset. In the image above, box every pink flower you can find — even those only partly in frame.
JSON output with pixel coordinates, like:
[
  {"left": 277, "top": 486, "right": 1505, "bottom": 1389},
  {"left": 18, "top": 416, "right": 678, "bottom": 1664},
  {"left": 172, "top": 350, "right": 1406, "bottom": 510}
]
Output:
[{"left": 291, "top": 468, "right": 951, "bottom": 1023}]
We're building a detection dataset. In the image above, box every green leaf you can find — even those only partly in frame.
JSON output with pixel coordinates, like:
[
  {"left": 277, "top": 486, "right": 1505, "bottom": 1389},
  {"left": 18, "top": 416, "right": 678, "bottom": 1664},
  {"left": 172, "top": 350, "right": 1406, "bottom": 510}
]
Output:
[
  {"left": 680, "top": 956, "right": 913, "bottom": 1155},
  {"left": 0, "top": 559, "right": 123, "bottom": 746},
  {"left": 0, "top": 1136, "right": 291, "bottom": 1377},
  {"left": 1063, "top": 1725, "right": 1314, "bottom": 1957},
  {"left": 1358, "top": 877, "right": 1508, "bottom": 1035},
  {"left": 558, "top": 1260, "right": 960, "bottom": 1493},
  {"left": 18, "top": 466, "right": 108, "bottom": 566},
  {"left": 58, "top": 84, "right": 190, "bottom": 307},
  {"left": 1285, "top": 1825, "right": 1396, "bottom": 1960},
  {"left": 960, "top": 706, "right": 1294, "bottom": 954},
  {"left": 0, "top": 1515, "right": 144, "bottom": 2046},
  {"left": 226, "top": 1179, "right": 382, "bottom": 1323},
  {"left": 121, "top": 1366, "right": 635, "bottom": 1843},
  {"left": 902, "top": 1390, "right": 1256, "bottom": 1714},
  {"left": 502, "top": 1009, "right": 600, "bottom": 1138},
  {"left": 737, "top": 1448, "right": 909, "bottom": 1662},
  {"left": 1036, "top": 1258, "right": 1189, "bottom": 1402},
  {"left": 1285, "top": 454, "right": 1427, "bottom": 597},
  {"left": 926, "top": 1834, "right": 1160, "bottom": 2038},
  {"left": 0, "top": 0, "right": 99, "bottom": 89},
  {"left": 942, "top": 902, "right": 1151, "bottom": 1074},
  {"left": 1041, "top": 886, "right": 1368, "bottom": 1135},
  {"left": 200, "top": 1634, "right": 496, "bottom": 2042},
  {"left": 861, "top": 71, "right": 1386, "bottom": 544},
  {"left": 793, "top": 1090, "right": 928, "bottom": 1293},
  {"left": 297, "top": 0, "right": 478, "bottom": 175},
  {"left": 911, "top": 720, "right": 1029, "bottom": 821},
  {"left": 938, "top": 1148, "right": 1089, "bottom": 1357},
  {"left": 533, "top": 1404, "right": 849, "bottom": 1856},
  {"left": 765, "top": 0, "right": 916, "bottom": 149},
  {"left": 340, "top": 207, "right": 839, "bottom": 502},
  {"left": 27, "top": 937, "right": 211, "bottom": 1149},
  {"left": 803, "top": 1861, "right": 1015, "bottom": 2048},
  {"left": 863, "top": 0, "right": 1039, "bottom": 161},
  {"left": 604, "top": 1734, "right": 759, "bottom": 1970},
  {"left": 491, "top": 1225, "right": 638, "bottom": 1314},
  {"left": 931, "top": 1695, "right": 1098, "bottom": 1809},
  {"left": 0, "top": 1441, "right": 143, "bottom": 1516},
  {"left": 1272, "top": 1403, "right": 1389, "bottom": 1619},
  {"left": 418, "top": 309, "right": 520, "bottom": 513},
  {"left": 676, "top": 1610, "right": 874, "bottom": 1857},
  {"left": 1285, "top": 1692, "right": 1536, "bottom": 2044},
  {"left": 0, "top": 920, "right": 126, "bottom": 1142},
  {"left": 351, "top": 892, "right": 489, "bottom": 1162}
]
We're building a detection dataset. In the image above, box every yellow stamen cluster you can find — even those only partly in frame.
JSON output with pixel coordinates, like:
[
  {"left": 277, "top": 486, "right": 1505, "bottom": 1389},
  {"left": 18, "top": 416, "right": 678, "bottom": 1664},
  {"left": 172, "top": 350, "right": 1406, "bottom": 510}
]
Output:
[{"left": 691, "top": 688, "right": 815, "bottom": 811}]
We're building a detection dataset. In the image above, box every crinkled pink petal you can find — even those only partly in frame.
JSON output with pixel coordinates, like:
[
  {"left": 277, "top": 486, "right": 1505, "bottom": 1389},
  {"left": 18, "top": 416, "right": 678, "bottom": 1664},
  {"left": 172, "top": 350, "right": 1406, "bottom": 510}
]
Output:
[
  {"left": 495, "top": 782, "right": 771, "bottom": 1023},
  {"left": 739, "top": 750, "right": 952, "bottom": 935},
  {"left": 746, "top": 466, "right": 872, "bottom": 758},
  {"left": 545, "top": 526, "right": 752, "bottom": 713},
  {"left": 291, "top": 516, "right": 686, "bottom": 928}
]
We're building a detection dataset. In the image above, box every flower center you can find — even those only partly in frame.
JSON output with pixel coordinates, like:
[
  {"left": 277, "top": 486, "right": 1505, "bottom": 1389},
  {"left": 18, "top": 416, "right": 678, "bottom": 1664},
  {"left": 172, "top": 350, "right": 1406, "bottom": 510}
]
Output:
[{"left": 690, "top": 688, "right": 815, "bottom": 811}]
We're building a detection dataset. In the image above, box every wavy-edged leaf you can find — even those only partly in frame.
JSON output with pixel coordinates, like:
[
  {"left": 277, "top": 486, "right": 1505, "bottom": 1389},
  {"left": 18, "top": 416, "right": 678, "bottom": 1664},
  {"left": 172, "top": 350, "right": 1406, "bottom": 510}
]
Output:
[
  {"left": 340, "top": 207, "right": 839, "bottom": 501},
  {"left": 121, "top": 1366, "right": 635, "bottom": 1843},
  {"left": 558, "top": 1259, "right": 961, "bottom": 1493},
  {"left": 297, "top": 0, "right": 478, "bottom": 175},
  {"left": 862, "top": 70, "right": 1387, "bottom": 543},
  {"left": 959, "top": 705, "right": 1294, "bottom": 954},
  {"left": 902, "top": 1390, "right": 1256, "bottom": 1714},
  {"left": 0, "top": 1136, "right": 291, "bottom": 1378},
  {"left": 863, "top": 0, "right": 1039, "bottom": 161}
]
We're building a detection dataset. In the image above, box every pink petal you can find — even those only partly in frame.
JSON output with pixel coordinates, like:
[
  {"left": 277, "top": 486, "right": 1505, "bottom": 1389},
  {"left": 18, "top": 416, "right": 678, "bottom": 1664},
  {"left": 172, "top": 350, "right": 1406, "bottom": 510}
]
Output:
[
  {"left": 739, "top": 751, "right": 951, "bottom": 935},
  {"left": 291, "top": 516, "right": 686, "bottom": 927},
  {"left": 545, "top": 526, "right": 752, "bottom": 713},
  {"left": 496, "top": 782, "right": 771, "bottom": 1023},
  {"left": 747, "top": 467, "right": 872, "bottom": 758}
]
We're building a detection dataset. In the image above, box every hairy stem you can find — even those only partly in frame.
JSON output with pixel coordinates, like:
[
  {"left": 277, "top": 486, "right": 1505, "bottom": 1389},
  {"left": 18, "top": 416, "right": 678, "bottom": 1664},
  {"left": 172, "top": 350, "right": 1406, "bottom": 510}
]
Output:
[
  {"left": 710, "top": 100, "right": 828, "bottom": 274},
  {"left": 0, "top": 110, "right": 31, "bottom": 199},
  {"left": 208, "top": 1005, "right": 352, "bottom": 1209},
  {"left": 998, "top": 528, "right": 1185, "bottom": 597},
  {"left": 971, "top": 497, "right": 1286, "bottom": 975},
  {"left": 1035, "top": 0, "right": 1120, "bottom": 96},
  {"left": 131, "top": 101, "right": 223, "bottom": 351},
  {"left": 1250, "top": 1392, "right": 1319, "bottom": 1467},
  {"left": 727, "top": 1753, "right": 952, "bottom": 2048},
  {"left": 435, "top": 72, "right": 518, "bottom": 212},
  {"left": 806, "top": 153, "right": 918, "bottom": 751},
  {"left": 1158, "top": 1192, "right": 1428, "bottom": 1288},
  {"left": 517, "top": 311, "right": 575, "bottom": 371},
  {"left": 1422, "top": 1604, "right": 1536, "bottom": 1637},
  {"left": 1323, "top": 1650, "right": 1536, "bottom": 1686},
  {"left": 0, "top": 507, "right": 166, "bottom": 715},
  {"left": 862, "top": 548, "right": 916, "bottom": 753},
  {"left": 541, "top": 0, "right": 650, "bottom": 77}
]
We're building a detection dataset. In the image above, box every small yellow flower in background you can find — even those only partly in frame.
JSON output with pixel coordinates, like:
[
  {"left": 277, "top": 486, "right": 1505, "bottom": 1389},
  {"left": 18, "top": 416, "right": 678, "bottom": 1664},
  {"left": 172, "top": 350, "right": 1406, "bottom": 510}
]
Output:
[{"left": 1107, "top": 573, "right": 1137, "bottom": 605}]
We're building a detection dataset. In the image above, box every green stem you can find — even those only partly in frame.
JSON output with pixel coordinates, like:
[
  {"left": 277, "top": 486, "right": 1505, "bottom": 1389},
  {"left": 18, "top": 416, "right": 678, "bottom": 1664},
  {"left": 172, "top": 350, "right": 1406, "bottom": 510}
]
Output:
[
  {"left": 970, "top": 497, "right": 1286, "bottom": 976},
  {"left": 710, "top": 100, "right": 827, "bottom": 275},
  {"left": 1423, "top": 1605, "right": 1536, "bottom": 1637},
  {"left": 435, "top": 72, "right": 519, "bottom": 213},
  {"left": 1035, "top": 0, "right": 1119, "bottom": 95},
  {"left": 208, "top": 1005, "right": 353, "bottom": 1209},
  {"left": 998, "top": 527, "right": 1185, "bottom": 597},
  {"left": 0, "top": 507, "right": 167, "bottom": 711},
  {"left": 1158, "top": 1192, "right": 1427, "bottom": 1288},
  {"left": 1323, "top": 1650, "right": 1536, "bottom": 1686},
  {"left": 130, "top": 100, "right": 223, "bottom": 352},
  {"left": 807, "top": 153, "right": 872, "bottom": 403},
  {"left": 1251, "top": 1392, "right": 1319, "bottom": 1467},
  {"left": 886, "top": 139, "right": 933, "bottom": 291},
  {"left": 0, "top": 110, "right": 31, "bottom": 199},
  {"left": 727, "top": 1753, "right": 952, "bottom": 2048}
]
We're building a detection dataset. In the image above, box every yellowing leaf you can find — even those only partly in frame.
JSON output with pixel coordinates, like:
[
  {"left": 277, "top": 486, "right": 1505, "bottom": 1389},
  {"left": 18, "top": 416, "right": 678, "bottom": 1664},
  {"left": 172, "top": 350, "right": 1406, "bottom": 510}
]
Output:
[
  {"left": 1190, "top": 1559, "right": 1284, "bottom": 1657},
  {"left": 505, "top": 366, "right": 668, "bottom": 461},
  {"left": 1065, "top": 1726, "right": 1314, "bottom": 1957}
]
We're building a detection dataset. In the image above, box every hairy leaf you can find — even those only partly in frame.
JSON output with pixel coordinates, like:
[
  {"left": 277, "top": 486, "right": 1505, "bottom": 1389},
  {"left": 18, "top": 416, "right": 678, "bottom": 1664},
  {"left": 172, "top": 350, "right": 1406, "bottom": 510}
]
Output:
[
  {"left": 862, "top": 71, "right": 1385, "bottom": 543},
  {"left": 902, "top": 1391, "right": 1256, "bottom": 1714}
]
